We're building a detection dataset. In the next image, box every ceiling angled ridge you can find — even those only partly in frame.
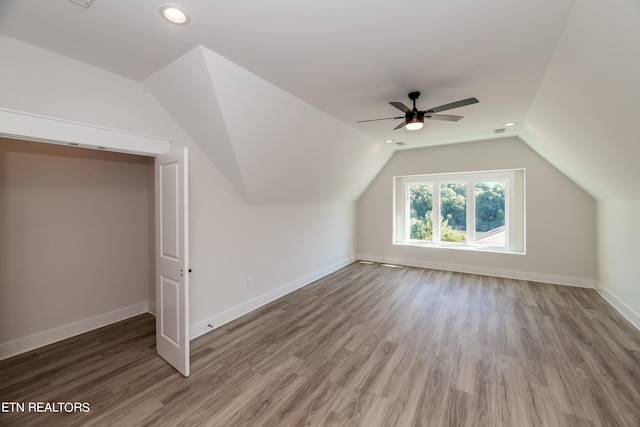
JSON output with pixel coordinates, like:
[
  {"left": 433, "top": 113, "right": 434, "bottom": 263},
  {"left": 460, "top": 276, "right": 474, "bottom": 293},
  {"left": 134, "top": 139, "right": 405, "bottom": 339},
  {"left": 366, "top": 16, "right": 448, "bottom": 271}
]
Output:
[
  {"left": 142, "top": 45, "right": 251, "bottom": 201},
  {"left": 68, "top": 0, "right": 94, "bottom": 8},
  {"left": 197, "top": 46, "right": 394, "bottom": 205}
]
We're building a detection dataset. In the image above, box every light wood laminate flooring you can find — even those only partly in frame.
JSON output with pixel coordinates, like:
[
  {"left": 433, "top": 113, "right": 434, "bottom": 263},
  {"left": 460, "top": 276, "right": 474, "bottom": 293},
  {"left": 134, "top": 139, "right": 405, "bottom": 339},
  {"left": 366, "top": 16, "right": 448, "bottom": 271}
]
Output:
[{"left": 1, "top": 262, "right": 640, "bottom": 426}]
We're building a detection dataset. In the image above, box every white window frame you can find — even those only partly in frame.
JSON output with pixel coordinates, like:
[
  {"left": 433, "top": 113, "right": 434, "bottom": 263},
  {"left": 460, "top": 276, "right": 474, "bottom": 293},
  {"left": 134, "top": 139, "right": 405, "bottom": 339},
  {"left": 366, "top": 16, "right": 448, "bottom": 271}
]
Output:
[{"left": 393, "top": 169, "right": 525, "bottom": 254}]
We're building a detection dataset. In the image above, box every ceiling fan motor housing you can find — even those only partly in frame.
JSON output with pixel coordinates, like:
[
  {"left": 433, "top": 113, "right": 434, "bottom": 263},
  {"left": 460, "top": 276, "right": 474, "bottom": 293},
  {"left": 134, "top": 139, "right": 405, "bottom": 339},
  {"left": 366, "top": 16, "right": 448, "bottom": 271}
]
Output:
[
  {"left": 408, "top": 91, "right": 421, "bottom": 101},
  {"left": 406, "top": 111, "right": 423, "bottom": 121}
]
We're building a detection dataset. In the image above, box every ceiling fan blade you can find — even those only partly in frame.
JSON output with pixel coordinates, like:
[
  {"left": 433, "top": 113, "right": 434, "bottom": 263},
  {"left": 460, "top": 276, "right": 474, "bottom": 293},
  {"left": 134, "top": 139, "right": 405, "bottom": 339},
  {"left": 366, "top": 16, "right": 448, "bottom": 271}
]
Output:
[
  {"left": 389, "top": 102, "right": 411, "bottom": 113},
  {"left": 426, "top": 97, "right": 479, "bottom": 113},
  {"left": 425, "top": 114, "right": 464, "bottom": 122},
  {"left": 357, "top": 116, "right": 404, "bottom": 123},
  {"left": 393, "top": 121, "right": 406, "bottom": 130}
]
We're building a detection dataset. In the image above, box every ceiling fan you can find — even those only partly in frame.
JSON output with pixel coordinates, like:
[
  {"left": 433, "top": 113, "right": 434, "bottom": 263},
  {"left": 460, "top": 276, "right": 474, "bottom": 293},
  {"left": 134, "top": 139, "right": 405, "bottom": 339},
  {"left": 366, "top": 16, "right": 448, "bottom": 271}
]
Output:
[{"left": 357, "top": 91, "right": 479, "bottom": 131}]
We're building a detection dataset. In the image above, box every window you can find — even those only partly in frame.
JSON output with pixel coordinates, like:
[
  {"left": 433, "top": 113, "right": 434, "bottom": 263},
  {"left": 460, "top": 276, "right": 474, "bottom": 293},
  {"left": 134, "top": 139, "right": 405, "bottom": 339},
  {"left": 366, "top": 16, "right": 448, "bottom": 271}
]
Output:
[{"left": 394, "top": 169, "right": 525, "bottom": 253}]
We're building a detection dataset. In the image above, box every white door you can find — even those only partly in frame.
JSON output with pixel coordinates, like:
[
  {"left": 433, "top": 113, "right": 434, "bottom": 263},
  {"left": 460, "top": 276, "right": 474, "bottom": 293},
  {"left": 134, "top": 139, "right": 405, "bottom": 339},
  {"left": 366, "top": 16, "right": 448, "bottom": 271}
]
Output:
[{"left": 155, "top": 147, "right": 190, "bottom": 377}]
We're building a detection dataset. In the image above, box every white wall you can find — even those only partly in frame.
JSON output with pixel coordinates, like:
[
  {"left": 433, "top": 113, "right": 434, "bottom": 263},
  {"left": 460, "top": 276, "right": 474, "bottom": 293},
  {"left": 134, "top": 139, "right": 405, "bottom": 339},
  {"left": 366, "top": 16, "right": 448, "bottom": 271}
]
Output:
[
  {"left": 185, "top": 144, "right": 356, "bottom": 337},
  {"left": 597, "top": 200, "right": 640, "bottom": 329},
  {"left": 357, "top": 137, "right": 597, "bottom": 287},
  {"left": 0, "top": 35, "right": 355, "bottom": 356}
]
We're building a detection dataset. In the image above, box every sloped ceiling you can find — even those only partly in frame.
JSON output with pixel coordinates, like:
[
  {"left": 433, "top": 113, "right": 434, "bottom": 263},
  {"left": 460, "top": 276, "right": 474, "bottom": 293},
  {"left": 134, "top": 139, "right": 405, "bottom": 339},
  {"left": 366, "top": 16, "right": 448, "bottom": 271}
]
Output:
[
  {"left": 144, "top": 46, "right": 392, "bottom": 204},
  {"left": 0, "top": 0, "right": 638, "bottom": 203},
  {"left": 521, "top": 0, "right": 640, "bottom": 200}
]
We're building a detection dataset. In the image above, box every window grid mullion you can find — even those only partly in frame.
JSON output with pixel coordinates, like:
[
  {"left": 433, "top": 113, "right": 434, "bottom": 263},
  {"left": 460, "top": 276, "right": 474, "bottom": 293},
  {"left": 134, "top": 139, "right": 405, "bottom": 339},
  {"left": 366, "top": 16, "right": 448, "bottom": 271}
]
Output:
[
  {"left": 432, "top": 183, "right": 440, "bottom": 243},
  {"left": 404, "top": 183, "right": 411, "bottom": 243},
  {"left": 467, "top": 181, "right": 475, "bottom": 246}
]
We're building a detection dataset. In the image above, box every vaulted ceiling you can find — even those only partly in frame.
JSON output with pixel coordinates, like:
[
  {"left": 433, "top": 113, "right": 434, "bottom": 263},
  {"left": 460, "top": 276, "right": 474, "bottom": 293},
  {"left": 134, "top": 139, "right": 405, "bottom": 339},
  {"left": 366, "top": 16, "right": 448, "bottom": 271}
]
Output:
[
  {"left": 0, "top": 0, "right": 638, "bottom": 202},
  {"left": 143, "top": 45, "right": 390, "bottom": 204}
]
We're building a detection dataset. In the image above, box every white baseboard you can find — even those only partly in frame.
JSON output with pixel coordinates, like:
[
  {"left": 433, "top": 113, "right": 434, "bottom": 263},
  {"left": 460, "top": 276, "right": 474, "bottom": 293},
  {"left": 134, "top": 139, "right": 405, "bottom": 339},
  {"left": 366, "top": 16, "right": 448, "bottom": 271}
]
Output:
[
  {"left": 0, "top": 302, "right": 150, "bottom": 361},
  {"left": 147, "top": 301, "right": 156, "bottom": 316},
  {"left": 190, "top": 257, "right": 355, "bottom": 340},
  {"left": 1, "top": 257, "right": 355, "bottom": 359},
  {"left": 596, "top": 283, "right": 640, "bottom": 331},
  {"left": 356, "top": 254, "right": 595, "bottom": 288}
]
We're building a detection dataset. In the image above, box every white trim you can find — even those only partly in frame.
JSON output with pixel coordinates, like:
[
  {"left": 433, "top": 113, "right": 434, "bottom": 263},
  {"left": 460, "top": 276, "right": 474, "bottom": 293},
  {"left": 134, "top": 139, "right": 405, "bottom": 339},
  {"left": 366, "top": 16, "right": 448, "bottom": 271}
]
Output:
[
  {"left": 398, "top": 168, "right": 519, "bottom": 183},
  {"left": 356, "top": 254, "right": 595, "bottom": 288},
  {"left": 0, "top": 302, "right": 150, "bottom": 361},
  {"left": 596, "top": 283, "right": 640, "bottom": 331},
  {"left": 148, "top": 301, "right": 157, "bottom": 316},
  {"left": 394, "top": 169, "right": 524, "bottom": 253},
  {"left": 0, "top": 108, "right": 171, "bottom": 156},
  {"left": 394, "top": 241, "right": 523, "bottom": 256},
  {"left": 190, "top": 257, "right": 355, "bottom": 340}
]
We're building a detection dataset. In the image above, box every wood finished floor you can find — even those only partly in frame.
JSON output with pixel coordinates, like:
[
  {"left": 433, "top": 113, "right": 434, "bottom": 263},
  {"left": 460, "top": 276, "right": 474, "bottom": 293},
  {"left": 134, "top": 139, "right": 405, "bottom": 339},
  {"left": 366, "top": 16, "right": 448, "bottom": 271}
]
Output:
[{"left": 2, "top": 262, "right": 640, "bottom": 426}]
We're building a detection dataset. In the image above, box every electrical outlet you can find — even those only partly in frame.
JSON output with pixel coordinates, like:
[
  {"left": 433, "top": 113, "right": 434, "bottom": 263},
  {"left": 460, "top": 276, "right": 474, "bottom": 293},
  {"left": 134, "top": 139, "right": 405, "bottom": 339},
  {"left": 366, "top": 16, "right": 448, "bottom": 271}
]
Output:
[{"left": 247, "top": 278, "right": 254, "bottom": 289}]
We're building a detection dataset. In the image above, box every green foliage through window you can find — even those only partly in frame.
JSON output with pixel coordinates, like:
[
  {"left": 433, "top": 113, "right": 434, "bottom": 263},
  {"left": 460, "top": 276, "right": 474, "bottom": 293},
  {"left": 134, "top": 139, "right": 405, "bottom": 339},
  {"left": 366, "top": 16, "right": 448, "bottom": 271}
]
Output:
[
  {"left": 440, "top": 184, "right": 466, "bottom": 242},
  {"left": 475, "top": 182, "right": 505, "bottom": 232},
  {"left": 408, "top": 180, "right": 506, "bottom": 244}
]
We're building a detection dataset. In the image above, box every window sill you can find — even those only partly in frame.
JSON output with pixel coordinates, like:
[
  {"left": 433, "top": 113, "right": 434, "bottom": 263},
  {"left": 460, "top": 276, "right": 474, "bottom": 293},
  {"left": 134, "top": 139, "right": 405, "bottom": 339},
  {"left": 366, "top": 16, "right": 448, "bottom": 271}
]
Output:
[{"left": 393, "top": 241, "right": 525, "bottom": 255}]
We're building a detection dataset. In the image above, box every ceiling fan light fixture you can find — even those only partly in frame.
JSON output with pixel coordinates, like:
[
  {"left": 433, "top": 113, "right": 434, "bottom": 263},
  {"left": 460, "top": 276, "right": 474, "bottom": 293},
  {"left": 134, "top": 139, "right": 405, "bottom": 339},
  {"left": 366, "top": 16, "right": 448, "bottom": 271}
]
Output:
[
  {"left": 405, "top": 118, "right": 424, "bottom": 131},
  {"left": 159, "top": 5, "right": 191, "bottom": 25}
]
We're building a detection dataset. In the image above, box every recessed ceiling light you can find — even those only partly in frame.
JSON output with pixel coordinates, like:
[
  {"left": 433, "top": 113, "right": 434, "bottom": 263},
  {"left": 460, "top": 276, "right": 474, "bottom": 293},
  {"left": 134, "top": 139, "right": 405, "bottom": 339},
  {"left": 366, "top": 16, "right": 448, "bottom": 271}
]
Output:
[
  {"left": 504, "top": 122, "right": 516, "bottom": 127},
  {"left": 159, "top": 5, "right": 191, "bottom": 25},
  {"left": 385, "top": 139, "right": 394, "bottom": 143}
]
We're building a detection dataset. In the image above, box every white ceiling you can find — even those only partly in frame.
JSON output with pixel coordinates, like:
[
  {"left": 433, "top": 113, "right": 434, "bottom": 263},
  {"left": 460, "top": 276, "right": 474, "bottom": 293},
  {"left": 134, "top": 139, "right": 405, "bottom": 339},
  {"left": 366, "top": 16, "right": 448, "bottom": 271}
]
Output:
[
  {"left": 0, "top": 0, "right": 576, "bottom": 146},
  {"left": 1, "top": 0, "right": 638, "bottom": 201}
]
